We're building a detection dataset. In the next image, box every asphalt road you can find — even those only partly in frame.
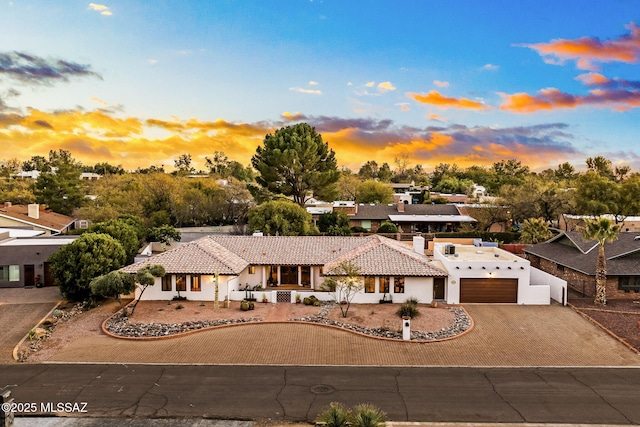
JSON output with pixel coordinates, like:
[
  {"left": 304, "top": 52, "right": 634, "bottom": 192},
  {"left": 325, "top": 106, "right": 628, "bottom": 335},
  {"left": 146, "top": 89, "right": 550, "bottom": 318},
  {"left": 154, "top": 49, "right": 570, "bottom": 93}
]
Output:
[{"left": 2, "top": 364, "right": 640, "bottom": 424}]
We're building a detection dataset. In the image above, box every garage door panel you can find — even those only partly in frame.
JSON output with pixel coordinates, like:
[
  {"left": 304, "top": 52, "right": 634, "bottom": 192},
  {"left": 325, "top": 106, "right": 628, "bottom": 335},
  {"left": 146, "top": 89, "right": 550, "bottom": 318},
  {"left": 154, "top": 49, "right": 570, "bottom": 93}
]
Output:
[{"left": 460, "top": 278, "right": 518, "bottom": 303}]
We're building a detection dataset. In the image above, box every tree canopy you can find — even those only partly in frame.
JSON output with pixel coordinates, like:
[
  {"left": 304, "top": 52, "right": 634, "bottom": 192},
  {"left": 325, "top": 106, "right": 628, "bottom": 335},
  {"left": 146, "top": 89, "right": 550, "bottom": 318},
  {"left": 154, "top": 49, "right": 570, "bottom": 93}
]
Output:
[
  {"left": 251, "top": 123, "right": 340, "bottom": 205},
  {"left": 49, "top": 233, "right": 127, "bottom": 301},
  {"left": 248, "top": 199, "right": 318, "bottom": 236}
]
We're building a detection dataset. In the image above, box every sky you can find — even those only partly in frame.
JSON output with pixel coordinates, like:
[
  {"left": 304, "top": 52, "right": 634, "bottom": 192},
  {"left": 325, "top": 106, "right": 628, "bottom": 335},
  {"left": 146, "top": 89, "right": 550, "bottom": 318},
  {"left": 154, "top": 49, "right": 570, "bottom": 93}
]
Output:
[{"left": 0, "top": 0, "right": 639, "bottom": 173}]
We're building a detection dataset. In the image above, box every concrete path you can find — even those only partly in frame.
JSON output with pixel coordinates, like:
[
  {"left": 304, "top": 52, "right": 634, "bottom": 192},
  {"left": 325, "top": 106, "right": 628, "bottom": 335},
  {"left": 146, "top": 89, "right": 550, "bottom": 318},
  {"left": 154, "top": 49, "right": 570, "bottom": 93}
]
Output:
[
  {"left": 46, "top": 304, "right": 640, "bottom": 366},
  {"left": 0, "top": 287, "right": 62, "bottom": 363}
]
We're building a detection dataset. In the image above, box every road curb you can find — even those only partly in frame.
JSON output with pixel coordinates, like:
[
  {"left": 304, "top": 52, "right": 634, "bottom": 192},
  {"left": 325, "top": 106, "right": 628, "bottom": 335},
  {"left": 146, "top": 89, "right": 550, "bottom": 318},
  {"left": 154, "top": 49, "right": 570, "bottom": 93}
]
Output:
[{"left": 12, "top": 300, "right": 63, "bottom": 362}]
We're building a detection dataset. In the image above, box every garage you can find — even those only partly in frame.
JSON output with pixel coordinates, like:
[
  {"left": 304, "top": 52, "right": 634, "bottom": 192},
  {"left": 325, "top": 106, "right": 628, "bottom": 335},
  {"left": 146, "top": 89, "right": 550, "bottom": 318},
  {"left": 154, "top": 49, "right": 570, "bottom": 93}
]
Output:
[{"left": 460, "top": 278, "right": 518, "bottom": 303}]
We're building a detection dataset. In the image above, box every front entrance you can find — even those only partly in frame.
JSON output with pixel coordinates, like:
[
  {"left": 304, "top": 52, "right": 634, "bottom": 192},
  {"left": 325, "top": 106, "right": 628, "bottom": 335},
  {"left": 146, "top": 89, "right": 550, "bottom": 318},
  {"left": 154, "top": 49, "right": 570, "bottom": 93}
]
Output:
[
  {"left": 280, "top": 266, "right": 298, "bottom": 285},
  {"left": 24, "top": 265, "right": 35, "bottom": 287},
  {"left": 433, "top": 277, "right": 445, "bottom": 300}
]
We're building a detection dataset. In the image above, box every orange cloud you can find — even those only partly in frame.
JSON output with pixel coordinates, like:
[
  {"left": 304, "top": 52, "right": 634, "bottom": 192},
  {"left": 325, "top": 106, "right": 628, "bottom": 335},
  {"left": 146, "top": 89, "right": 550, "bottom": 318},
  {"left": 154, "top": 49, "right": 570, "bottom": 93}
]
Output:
[
  {"left": 407, "top": 90, "right": 488, "bottom": 110},
  {"left": 520, "top": 22, "right": 640, "bottom": 70},
  {"left": 499, "top": 87, "right": 640, "bottom": 113}
]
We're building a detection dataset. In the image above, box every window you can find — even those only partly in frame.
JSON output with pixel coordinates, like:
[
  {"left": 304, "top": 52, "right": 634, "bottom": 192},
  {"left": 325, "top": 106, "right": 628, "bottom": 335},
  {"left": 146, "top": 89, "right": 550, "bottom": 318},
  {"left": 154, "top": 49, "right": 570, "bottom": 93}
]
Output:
[
  {"left": 301, "top": 266, "right": 311, "bottom": 286},
  {"left": 361, "top": 220, "right": 372, "bottom": 231},
  {"left": 248, "top": 266, "right": 255, "bottom": 274},
  {"left": 364, "top": 277, "right": 375, "bottom": 293},
  {"left": 162, "top": 275, "right": 172, "bottom": 291},
  {"left": 619, "top": 276, "right": 640, "bottom": 293},
  {"left": 319, "top": 267, "right": 324, "bottom": 277},
  {"left": 379, "top": 276, "right": 390, "bottom": 294},
  {"left": 191, "top": 275, "right": 201, "bottom": 292},
  {"left": 0, "top": 265, "right": 20, "bottom": 282},
  {"left": 394, "top": 277, "right": 405, "bottom": 293},
  {"left": 176, "top": 274, "right": 187, "bottom": 292}
]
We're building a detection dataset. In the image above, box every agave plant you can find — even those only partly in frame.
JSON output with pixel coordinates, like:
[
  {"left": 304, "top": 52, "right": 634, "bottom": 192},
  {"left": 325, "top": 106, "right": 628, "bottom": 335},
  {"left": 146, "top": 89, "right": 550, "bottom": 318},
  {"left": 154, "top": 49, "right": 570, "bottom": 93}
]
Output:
[
  {"left": 349, "top": 403, "right": 387, "bottom": 427},
  {"left": 316, "top": 402, "right": 350, "bottom": 427}
]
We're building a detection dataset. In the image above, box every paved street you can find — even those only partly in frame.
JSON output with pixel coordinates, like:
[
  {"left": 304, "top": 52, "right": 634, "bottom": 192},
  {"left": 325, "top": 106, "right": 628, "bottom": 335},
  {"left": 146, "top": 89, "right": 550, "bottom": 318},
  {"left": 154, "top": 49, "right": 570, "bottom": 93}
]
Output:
[{"left": 2, "top": 365, "right": 640, "bottom": 424}]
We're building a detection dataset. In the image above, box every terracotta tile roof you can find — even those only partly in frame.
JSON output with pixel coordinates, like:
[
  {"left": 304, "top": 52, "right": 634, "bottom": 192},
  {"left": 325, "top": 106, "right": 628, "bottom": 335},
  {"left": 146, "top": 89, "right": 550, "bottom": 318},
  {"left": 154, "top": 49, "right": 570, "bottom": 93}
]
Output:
[
  {"left": 123, "top": 235, "right": 448, "bottom": 278},
  {"left": 208, "top": 235, "right": 376, "bottom": 265},
  {"left": 0, "top": 204, "right": 75, "bottom": 233},
  {"left": 524, "top": 231, "right": 640, "bottom": 276},
  {"left": 122, "top": 237, "right": 249, "bottom": 275},
  {"left": 324, "top": 235, "right": 448, "bottom": 277}
]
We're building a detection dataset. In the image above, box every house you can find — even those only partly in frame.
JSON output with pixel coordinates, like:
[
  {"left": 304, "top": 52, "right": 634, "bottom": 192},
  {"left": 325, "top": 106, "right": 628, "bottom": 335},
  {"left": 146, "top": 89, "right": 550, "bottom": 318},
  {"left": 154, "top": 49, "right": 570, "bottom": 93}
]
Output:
[
  {"left": 122, "top": 235, "right": 448, "bottom": 304},
  {"left": 433, "top": 241, "right": 563, "bottom": 305},
  {"left": 0, "top": 203, "right": 76, "bottom": 235},
  {"left": 336, "top": 202, "right": 476, "bottom": 233},
  {"left": 524, "top": 231, "right": 640, "bottom": 299},
  {"left": 0, "top": 232, "right": 76, "bottom": 288},
  {"left": 559, "top": 214, "right": 640, "bottom": 233}
]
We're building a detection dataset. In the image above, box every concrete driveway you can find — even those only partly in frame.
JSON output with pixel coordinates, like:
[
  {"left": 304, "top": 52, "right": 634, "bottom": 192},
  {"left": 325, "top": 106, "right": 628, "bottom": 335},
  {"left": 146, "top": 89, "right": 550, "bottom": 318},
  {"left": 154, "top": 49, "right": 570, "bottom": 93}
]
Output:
[
  {"left": 0, "top": 287, "right": 62, "bottom": 363},
  {"left": 47, "top": 303, "right": 640, "bottom": 366}
]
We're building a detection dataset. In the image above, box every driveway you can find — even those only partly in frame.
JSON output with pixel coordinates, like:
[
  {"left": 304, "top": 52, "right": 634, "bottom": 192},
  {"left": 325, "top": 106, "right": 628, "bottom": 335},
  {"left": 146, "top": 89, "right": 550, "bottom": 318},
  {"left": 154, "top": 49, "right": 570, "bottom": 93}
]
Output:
[
  {"left": 47, "top": 303, "right": 640, "bottom": 366},
  {"left": 0, "top": 287, "right": 62, "bottom": 363}
]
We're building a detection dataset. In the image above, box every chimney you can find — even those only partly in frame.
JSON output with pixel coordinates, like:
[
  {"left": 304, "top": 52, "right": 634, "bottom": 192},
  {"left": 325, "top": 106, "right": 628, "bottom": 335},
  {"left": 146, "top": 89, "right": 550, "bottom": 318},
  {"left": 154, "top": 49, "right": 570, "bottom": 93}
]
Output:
[
  {"left": 3, "top": 202, "right": 11, "bottom": 208},
  {"left": 413, "top": 235, "right": 425, "bottom": 255},
  {"left": 28, "top": 203, "right": 40, "bottom": 220},
  {"left": 397, "top": 201, "right": 405, "bottom": 213}
]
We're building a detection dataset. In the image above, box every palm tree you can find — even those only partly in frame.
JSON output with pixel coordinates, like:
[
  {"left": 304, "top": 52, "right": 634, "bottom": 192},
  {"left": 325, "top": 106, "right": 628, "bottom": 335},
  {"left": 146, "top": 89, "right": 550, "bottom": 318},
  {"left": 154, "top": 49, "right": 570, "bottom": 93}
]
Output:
[{"left": 580, "top": 217, "right": 621, "bottom": 305}]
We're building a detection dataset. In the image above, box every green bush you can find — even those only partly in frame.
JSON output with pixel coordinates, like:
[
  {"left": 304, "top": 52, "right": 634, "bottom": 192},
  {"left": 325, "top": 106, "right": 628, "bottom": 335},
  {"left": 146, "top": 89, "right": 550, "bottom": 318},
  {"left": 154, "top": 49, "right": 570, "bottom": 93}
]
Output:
[
  {"left": 396, "top": 301, "right": 420, "bottom": 319},
  {"left": 376, "top": 222, "right": 397, "bottom": 233},
  {"left": 303, "top": 295, "right": 319, "bottom": 306},
  {"left": 350, "top": 226, "right": 369, "bottom": 233},
  {"left": 316, "top": 402, "right": 350, "bottom": 427},
  {"left": 350, "top": 403, "right": 387, "bottom": 427}
]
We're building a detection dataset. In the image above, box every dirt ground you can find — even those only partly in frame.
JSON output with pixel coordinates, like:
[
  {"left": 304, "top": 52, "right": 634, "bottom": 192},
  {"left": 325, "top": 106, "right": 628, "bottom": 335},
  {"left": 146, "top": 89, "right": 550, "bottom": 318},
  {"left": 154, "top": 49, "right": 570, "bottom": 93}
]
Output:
[{"left": 569, "top": 298, "right": 640, "bottom": 351}]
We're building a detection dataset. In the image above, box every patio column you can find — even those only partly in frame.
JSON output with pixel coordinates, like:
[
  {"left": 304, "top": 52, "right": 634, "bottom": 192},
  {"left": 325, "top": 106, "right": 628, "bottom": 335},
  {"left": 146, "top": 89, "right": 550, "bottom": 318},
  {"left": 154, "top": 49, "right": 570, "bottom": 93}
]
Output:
[
  {"left": 298, "top": 266, "right": 302, "bottom": 286},
  {"left": 261, "top": 266, "right": 266, "bottom": 287}
]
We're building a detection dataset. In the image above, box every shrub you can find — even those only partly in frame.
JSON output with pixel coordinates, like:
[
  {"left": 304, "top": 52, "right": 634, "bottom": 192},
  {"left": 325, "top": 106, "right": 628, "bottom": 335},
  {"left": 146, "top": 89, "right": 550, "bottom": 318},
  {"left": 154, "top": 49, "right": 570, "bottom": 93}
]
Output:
[
  {"left": 316, "top": 402, "right": 350, "bottom": 427},
  {"left": 376, "top": 222, "right": 397, "bottom": 233},
  {"left": 350, "top": 226, "right": 368, "bottom": 233},
  {"left": 303, "top": 295, "right": 319, "bottom": 306},
  {"left": 350, "top": 403, "right": 386, "bottom": 427},
  {"left": 396, "top": 301, "right": 420, "bottom": 319}
]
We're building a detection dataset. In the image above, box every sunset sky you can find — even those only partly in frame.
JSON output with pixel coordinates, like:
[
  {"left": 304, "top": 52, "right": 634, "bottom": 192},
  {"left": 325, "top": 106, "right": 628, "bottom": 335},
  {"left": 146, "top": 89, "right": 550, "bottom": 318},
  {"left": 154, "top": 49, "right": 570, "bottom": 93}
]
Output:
[{"left": 1, "top": 1, "right": 639, "bottom": 172}]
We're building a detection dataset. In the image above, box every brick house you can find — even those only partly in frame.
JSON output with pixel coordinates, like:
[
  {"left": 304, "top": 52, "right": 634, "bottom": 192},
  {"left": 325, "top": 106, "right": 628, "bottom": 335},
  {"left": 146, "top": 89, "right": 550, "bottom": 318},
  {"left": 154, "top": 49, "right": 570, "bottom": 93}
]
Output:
[{"left": 523, "top": 231, "right": 640, "bottom": 299}]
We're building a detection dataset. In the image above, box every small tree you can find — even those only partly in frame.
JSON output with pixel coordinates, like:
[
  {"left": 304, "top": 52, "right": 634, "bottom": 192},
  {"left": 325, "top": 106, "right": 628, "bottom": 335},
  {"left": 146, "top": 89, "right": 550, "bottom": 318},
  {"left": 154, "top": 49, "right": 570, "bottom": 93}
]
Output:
[
  {"left": 129, "top": 264, "right": 166, "bottom": 315},
  {"left": 322, "top": 261, "right": 363, "bottom": 318},
  {"left": 146, "top": 224, "right": 182, "bottom": 245},
  {"left": 520, "top": 217, "right": 552, "bottom": 244},
  {"left": 90, "top": 270, "right": 136, "bottom": 312}
]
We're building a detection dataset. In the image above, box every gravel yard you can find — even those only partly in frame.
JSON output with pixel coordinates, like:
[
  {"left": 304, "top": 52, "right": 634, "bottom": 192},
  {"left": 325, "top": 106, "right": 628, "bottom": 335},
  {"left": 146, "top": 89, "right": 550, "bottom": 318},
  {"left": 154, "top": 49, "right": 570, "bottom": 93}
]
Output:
[{"left": 570, "top": 298, "right": 640, "bottom": 352}]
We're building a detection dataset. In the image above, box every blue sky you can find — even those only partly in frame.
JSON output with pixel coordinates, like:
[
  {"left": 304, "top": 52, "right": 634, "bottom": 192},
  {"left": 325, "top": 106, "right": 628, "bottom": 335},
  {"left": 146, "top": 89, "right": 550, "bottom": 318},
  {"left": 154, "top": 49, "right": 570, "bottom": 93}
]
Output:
[{"left": 0, "top": 0, "right": 639, "bottom": 171}]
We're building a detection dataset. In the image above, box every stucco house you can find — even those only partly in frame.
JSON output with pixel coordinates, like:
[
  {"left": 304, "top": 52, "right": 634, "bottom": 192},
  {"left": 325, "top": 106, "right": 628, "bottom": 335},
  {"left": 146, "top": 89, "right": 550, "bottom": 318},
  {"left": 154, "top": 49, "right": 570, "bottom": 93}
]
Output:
[
  {"left": 432, "top": 242, "right": 562, "bottom": 305},
  {"left": 0, "top": 231, "right": 76, "bottom": 288},
  {"left": 524, "top": 231, "right": 640, "bottom": 299},
  {"left": 122, "top": 235, "right": 448, "bottom": 304}
]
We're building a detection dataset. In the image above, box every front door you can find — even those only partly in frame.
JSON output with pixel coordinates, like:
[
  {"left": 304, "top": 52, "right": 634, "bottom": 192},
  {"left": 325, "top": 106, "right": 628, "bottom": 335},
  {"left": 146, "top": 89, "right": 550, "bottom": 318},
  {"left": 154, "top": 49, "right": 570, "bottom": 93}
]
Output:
[
  {"left": 280, "top": 266, "right": 298, "bottom": 285},
  {"left": 433, "top": 277, "right": 445, "bottom": 300},
  {"left": 24, "top": 265, "right": 35, "bottom": 287}
]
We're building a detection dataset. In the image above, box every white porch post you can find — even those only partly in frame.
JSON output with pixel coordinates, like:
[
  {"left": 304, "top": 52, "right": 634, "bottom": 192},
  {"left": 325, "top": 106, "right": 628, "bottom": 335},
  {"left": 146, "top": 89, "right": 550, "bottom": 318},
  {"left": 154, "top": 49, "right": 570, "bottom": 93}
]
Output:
[{"left": 298, "top": 266, "right": 302, "bottom": 286}]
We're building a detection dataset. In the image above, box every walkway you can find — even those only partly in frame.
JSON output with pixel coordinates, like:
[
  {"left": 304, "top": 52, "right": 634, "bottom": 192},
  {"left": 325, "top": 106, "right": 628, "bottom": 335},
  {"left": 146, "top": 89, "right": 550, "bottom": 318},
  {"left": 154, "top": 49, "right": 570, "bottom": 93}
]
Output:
[{"left": 47, "top": 305, "right": 640, "bottom": 366}]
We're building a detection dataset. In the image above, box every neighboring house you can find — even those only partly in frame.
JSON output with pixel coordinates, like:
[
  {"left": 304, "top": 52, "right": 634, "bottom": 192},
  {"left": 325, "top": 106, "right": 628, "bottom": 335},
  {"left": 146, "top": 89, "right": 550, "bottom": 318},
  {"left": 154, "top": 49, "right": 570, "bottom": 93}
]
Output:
[
  {"left": 524, "top": 231, "right": 640, "bottom": 299},
  {"left": 0, "top": 203, "right": 76, "bottom": 235},
  {"left": 337, "top": 202, "right": 475, "bottom": 233},
  {"left": 559, "top": 214, "right": 640, "bottom": 233},
  {"left": 122, "top": 235, "right": 448, "bottom": 304},
  {"left": 433, "top": 241, "right": 561, "bottom": 305},
  {"left": 428, "top": 192, "right": 471, "bottom": 204},
  {"left": 80, "top": 172, "right": 101, "bottom": 180},
  {"left": 0, "top": 231, "right": 76, "bottom": 288}
]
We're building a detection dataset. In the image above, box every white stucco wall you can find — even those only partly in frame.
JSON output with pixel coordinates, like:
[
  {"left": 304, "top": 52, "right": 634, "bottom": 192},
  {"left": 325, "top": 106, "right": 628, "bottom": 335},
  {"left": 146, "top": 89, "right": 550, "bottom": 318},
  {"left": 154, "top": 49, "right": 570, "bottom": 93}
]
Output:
[
  {"left": 136, "top": 274, "right": 234, "bottom": 301},
  {"left": 531, "top": 266, "right": 567, "bottom": 305},
  {"left": 434, "top": 243, "right": 550, "bottom": 305}
]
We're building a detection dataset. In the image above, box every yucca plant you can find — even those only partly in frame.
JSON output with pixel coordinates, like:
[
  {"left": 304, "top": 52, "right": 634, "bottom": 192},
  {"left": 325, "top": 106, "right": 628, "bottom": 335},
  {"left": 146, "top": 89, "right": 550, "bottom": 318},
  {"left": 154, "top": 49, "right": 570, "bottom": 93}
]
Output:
[
  {"left": 396, "top": 301, "right": 420, "bottom": 319},
  {"left": 349, "top": 403, "right": 386, "bottom": 427},
  {"left": 316, "top": 402, "right": 351, "bottom": 427}
]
